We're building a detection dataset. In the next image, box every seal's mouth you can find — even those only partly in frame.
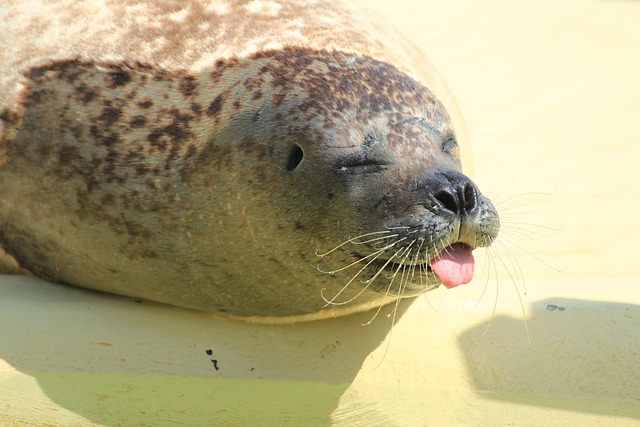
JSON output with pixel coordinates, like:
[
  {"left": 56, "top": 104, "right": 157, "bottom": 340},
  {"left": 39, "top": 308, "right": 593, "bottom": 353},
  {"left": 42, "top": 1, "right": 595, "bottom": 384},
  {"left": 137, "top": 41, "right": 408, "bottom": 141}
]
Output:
[
  {"left": 371, "top": 242, "right": 475, "bottom": 289},
  {"left": 427, "top": 243, "right": 475, "bottom": 288}
]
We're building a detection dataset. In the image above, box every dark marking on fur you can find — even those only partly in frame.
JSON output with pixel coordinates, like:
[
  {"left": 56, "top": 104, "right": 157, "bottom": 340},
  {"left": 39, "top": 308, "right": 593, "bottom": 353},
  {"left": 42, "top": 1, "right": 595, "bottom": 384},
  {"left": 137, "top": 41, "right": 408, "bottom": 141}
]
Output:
[
  {"left": 138, "top": 99, "right": 153, "bottom": 109},
  {"left": 180, "top": 76, "right": 198, "bottom": 97},
  {"left": 191, "top": 103, "right": 202, "bottom": 115},
  {"left": 109, "top": 69, "right": 132, "bottom": 88},
  {"left": 73, "top": 83, "right": 98, "bottom": 104},
  {"left": 98, "top": 102, "right": 122, "bottom": 126},
  {"left": 130, "top": 115, "right": 147, "bottom": 128},
  {"left": 207, "top": 95, "right": 223, "bottom": 116},
  {"left": 0, "top": 110, "right": 19, "bottom": 126}
]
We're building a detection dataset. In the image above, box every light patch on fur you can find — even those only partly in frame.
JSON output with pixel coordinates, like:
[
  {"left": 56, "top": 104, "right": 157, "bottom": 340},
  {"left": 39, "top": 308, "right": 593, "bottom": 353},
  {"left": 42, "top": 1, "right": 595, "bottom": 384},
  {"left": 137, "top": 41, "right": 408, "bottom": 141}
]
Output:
[
  {"left": 204, "top": 1, "right": 232, "bottom": 15},
  {"left": 245, "top": 0, "right": 283, "bottom": 16},
  {"left": 168, "top": 8, "right": 190, "bottom": 23}
]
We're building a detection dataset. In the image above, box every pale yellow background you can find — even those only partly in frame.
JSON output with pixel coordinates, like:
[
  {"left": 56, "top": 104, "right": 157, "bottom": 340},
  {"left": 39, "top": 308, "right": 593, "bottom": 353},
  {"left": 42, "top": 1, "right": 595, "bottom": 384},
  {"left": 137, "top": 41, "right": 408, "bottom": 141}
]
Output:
[
  {"left": 1, "top": 0, "right": 639, "bottom": 425},
  {"left": 374, "top": 0, "right": 640, "bottom": 281}
]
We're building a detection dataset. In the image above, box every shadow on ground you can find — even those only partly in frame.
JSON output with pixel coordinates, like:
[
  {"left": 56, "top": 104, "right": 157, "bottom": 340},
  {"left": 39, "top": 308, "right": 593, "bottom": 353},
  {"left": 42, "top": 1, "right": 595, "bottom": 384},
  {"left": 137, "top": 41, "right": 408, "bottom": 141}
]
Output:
[
  {"left": 0, "top": 275, "right": 410, "bottom": 426},
  {"left": 459, "top": 297, "right": 640, "bottom": 419}
]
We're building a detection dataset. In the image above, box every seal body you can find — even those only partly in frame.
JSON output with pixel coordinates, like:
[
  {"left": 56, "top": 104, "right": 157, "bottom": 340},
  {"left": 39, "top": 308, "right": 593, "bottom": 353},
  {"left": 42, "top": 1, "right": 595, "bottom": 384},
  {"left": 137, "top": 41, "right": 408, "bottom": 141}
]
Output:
[{"left": 0, "top": 0, "right": 499, "bottom": 320}]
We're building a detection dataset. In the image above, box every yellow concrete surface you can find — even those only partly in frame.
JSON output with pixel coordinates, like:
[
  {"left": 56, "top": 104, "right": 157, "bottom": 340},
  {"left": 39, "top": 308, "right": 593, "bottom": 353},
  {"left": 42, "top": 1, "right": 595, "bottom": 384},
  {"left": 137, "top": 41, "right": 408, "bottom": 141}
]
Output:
[{"left": 1, "top": 0, "right": 639, "bottom": 425}]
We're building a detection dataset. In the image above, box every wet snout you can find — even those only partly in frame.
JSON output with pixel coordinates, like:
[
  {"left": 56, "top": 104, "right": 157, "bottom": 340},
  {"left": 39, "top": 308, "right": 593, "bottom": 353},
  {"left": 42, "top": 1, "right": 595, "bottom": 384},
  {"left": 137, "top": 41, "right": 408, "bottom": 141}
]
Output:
[
  {"left": 344, "top": 167, "right": 500, "bottom": 292},
  {"left": 427, "top": 170, "right": 480, "bottom": 223},
  {"left": 404, "top": 169, "right": 499, "bottom": 288},
  {"left": 402, "top": 168, "right": 499, "bottom": 250}
]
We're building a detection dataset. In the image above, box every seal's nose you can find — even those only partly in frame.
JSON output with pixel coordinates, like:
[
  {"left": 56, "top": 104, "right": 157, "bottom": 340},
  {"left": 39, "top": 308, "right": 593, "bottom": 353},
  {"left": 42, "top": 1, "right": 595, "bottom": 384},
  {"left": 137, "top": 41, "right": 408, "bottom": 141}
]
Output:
[{"left": 430, "top": 171, "right": 479, "bottom": 219}]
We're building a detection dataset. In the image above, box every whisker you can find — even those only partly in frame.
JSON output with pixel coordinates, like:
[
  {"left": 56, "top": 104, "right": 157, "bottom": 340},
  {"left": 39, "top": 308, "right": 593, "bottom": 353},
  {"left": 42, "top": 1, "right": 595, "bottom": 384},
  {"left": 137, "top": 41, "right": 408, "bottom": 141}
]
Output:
[
  {"left": 474, "top": 246, "right": 495, "bottom": 306},
  {"left": 481, "top": 245, "right": 500, "bottom": 336},
  {"left": 316, "top": 238, "right": 406, "bottom": 274},
  {"left": 322, "top": 240, "right": 413, "bottom": 306},
  {"left": 350, "top": 234, "right": 399, "bottom": 245},
  {"left": 383, "top": 241, "right": 415, "bottom": 279},
  {"left": 494, "top": 239, "right": 526, "bottom": 292},
  {"left": 361, "top": 246, "right": 413, "bottom": 326},
  {"left": 418, "top": 240, "right": 443, "bottom": 307},
  {"left": 396, "top": 252, "right": 414, "bottom": 298},
  {"left": 320, "top": 250, "right": 386, "bottom": 306},
  {"left": 399, "top": 249, "right": 434, "bottom": 299},
  {"left": 315, "top": 230, "right": 393, "bottom": 257},
  {"left": 499, "top": 221, "right": 561, "bottom": 239},
  {"left": 495, "top": 234, "right": 562, "bottom": 273},
  {"left": 489, "top": 244, "right": 532, "bottom": 347},
  {"left": 402, "top": 246, "right": 423, "bottom": 295},
  {"left": 383, "top": 225, "right": 412, "bottom": 231},
  {"left": 362, "top": 238, "right": 421, "bottom": 325},
  {"left": 419, "top": 241, "right": 432, "bottom": 289},
  {"left": 364, "top": 286, "right": 404, "bottom": 372},
  {"left": 360, "top": 299, "right": 387, "bottom": 327},
  {"left": 492, "top": 191, "right": 556, "bottom": 212}
]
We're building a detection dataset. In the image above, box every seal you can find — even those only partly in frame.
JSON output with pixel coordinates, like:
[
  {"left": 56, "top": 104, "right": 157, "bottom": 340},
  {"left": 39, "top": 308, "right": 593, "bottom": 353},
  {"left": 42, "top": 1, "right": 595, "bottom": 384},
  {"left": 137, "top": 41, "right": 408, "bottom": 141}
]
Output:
[{"left": 0, "top": 0, "right": 499, "bottom": 321}]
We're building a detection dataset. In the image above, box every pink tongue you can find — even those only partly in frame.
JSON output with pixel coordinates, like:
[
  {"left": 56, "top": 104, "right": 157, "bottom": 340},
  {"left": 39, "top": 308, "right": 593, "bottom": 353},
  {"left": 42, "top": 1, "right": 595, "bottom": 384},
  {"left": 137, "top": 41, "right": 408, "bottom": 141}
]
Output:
[{"left": 428, "top": 243, "right": 475, "bottom": 289}]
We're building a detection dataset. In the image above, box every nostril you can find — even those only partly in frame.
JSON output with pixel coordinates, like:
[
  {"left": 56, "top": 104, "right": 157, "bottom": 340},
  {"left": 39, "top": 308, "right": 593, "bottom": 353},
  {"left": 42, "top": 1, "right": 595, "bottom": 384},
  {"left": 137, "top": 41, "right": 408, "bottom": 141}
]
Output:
[
  {"left": 461, "top": 181, "right": 478, "bottom": 214},
  {"left": 434, "top": 189, "right": 460, "bottom": 214},
  {"left": 429, "top": 171, "right": 480, "bottom": 218}
]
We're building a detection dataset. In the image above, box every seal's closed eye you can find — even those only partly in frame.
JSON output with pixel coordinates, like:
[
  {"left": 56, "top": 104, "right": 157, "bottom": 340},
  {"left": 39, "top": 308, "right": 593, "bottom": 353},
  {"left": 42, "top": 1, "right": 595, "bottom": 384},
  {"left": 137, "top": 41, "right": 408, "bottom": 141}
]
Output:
[{"left": 334, "top": 153, "right": 389, "bottom": 175}]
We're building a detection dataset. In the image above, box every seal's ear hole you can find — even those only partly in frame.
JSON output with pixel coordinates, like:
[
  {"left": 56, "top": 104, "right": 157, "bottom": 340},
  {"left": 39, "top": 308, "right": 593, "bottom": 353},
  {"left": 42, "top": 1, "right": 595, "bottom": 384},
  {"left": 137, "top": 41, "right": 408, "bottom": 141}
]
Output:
[{"left": 286, "top": 144, "right": 304, "bottom": 171}]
